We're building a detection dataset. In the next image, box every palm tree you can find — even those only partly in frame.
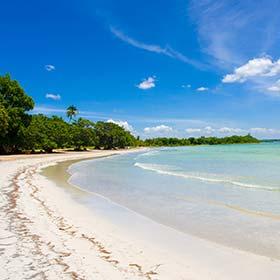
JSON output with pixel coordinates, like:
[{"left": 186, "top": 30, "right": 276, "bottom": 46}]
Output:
[{"left": 66, "top": 105, "right": 78, "bottom": 122}]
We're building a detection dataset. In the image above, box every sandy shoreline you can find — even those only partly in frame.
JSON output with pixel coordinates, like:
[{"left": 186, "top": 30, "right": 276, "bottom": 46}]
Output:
[{"left": 1, "top": 150, "right": 280, "bottom": 280}]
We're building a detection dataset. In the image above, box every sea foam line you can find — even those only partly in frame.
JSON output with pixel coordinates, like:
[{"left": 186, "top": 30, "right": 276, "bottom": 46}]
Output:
[{"left": 134, "top": 162, "right": 279, "bottom": 192}]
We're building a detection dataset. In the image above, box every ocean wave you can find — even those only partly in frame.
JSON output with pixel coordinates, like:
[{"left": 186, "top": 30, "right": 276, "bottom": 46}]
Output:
[
  {"left": 136, "top": 150, "right": 160, "bottom": 158},
  {"left": 134, "top": 162, "right": 279, "bottom": 192}
]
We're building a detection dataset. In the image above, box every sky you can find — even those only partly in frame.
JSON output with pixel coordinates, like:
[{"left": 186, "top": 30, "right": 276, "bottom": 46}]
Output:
[{"left": 1, "top": 0, "right": 280, "bottom": 139}]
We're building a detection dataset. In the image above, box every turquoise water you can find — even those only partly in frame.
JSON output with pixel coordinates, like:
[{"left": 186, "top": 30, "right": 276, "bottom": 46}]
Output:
[{"left": 69, "top": 143, "right": 280, "bottom": 259}]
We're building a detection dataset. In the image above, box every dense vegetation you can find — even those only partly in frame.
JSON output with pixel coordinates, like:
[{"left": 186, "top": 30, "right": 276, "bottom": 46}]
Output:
[
  {"left": 261, "top": 139, "right": 280, "bottom": 143},
  {"left": 0, "top": 74, "right": 260, "bottom": 154},
  {"left": 0, "top": 74, "right": 137, "bottom": 154},
  {"left": 143, "top": 135, "right": 259, "bottom": 146},
  {"left": 0, "top": 74, "right": 34, "bottom": 153}
]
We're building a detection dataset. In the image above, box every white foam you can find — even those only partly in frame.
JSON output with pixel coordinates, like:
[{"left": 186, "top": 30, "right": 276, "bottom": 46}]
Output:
[
  {"left": 136, "top": 150, "right": 160, "bottom": 158},
  {"left": 134, "top": 162, "right": 279, "bottom": 192}
]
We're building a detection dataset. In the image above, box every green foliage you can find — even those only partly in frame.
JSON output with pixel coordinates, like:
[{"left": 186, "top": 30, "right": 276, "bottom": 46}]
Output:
[
  {"left": 22, "top": 116, "right": 136, "bottom": 152},
  {"left": 144, "top": 134, "right": 260, "bottom": 147},
  {"left": 23, "top": 114, "right": 71, "bottom": 152},
  {"left": 94, "top": 121, "right": 136, "bottom": 149},
  {"left": 0, "top": 105, "right": 9, "bottom": 137},
  {"left": 22, "top": 117, "right": 136, "bottom": 153},
  {"left": 70, "top": 118, "right": 96, "bottom": 150},
  {"left": 144, "top": 137, "right": 190, "bottom": 146},
  {"left": 0, "top": 74, "right": 34, "bottom": 153}
]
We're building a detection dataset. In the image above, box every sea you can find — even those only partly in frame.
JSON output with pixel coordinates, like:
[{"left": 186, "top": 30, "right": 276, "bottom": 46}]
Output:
[{"left": 68, "top": 142, "right": 280, "bottom": 259}]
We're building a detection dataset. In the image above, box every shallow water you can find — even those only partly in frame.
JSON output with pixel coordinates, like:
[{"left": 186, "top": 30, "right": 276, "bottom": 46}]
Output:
[{"left": 68, "top": 143, "right": 280, "bottom": 259}]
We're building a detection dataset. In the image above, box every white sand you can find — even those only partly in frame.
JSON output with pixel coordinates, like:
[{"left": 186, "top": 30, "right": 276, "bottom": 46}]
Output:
[{"left": 1, "top": 150, "right": 280, "bottom": 280}]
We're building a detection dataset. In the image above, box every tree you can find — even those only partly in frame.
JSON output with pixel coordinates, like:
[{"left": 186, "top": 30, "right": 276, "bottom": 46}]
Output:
[
  {"left": 66, "top": 105, "right": 78, "bottom": 122},
  {"left": 23, "top": 114, "right": 71, "bottom": 153},
  {"left": 143, "top": 135, "right": 259, "bottom": 147},
  {"left": 0, "top": 105, "right": 9, "bottom": 137},
  {"left": 70, "top": 118, "right": 96, "bottom": 150},
  {"left": 48, "top": 116, "right": 71, "bottom": 149},
  {"left": 0, "top": 74, "right": 34, "bottom": 153},
  {"left": 94, "top": 121, "right": 136, "bottom": 149}
]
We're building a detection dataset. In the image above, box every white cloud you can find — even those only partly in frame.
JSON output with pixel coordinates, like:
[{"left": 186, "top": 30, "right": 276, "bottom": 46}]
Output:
[
  {"left": 137, "top": 76, "right": 156, "bottom": 90},
  {"left": 110, "top": 26, "right": 204, "bottom": 69},
  {"left": 45, "top": 93, "right": 61, "bottom": 100},
  {"left": 45, "top": 64, "right": 55, "bottom": 71},
  {"left": 204, "top": 126, "right": 215, "bottom": 134},
  {"left": 185, "top": 126, "right": 280, "bottom": 137},
  {"left": 182, "top": 84, "right": 191, "bottom": 88},
  {"left": 218, "top": 127, "right": 245, "bottom": 134},
  {"left": 185, "top": 128, "right": 201, "bottom": 133},
  {"left": 250, "top": 127, "right": 280, "bottom": 135},
  {"left": 186, "top": 126, "right": 246, "bottom": 135},
  {"left": 185, "top": 126, "right": 215, "bottom": 135},
  {"left": 144, "top": 125, "right": 173, "bottom": 134},
  {"left": 196, "top": 87, "right": 209, "bottom": 91},
  {"left": 222, "top": 57, "right": 280, "bottom": 83},
  {"left": 107, "top": 119, "right": 134, "bottom": 132},
  {"left": 267, "top": 80, "right": 280, "bottom": 95}
]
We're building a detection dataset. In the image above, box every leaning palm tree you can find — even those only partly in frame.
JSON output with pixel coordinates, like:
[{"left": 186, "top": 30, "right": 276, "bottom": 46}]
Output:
[{"left": 66, "top": 105, "right": 78, "bottom": 122}]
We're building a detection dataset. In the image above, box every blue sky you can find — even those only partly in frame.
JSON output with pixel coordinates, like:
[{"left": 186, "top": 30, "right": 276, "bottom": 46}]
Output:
[{"left": 1, "top": 0, "right": 280, "bottom": 138}]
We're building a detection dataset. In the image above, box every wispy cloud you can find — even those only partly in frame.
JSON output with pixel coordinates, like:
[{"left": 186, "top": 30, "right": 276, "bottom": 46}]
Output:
[
  {"left": 32, "top": 106, "right": 109, "bottom": 119},
  {"left": 189, "top": 0, "right": 280, "bottom": 68},
  {"left": 196, "top": 86, "right": 208, "bottom": 92},
  {"left": 185, "top": 126, "right": 280, "bottom": 138},
  {"left": 250, "top": 127, "right": 280, "bottom": 135},
  {"left": 218, "top": 127, "right": 245, "bottom": 134},
  {"left": 45, "top": 93, "right": 61, "bottom": 100},
  {"left": 144, "top": 125, "right": 173, "bottom": 134},
  {"left": 186, "top": 126, "right": 245, "bottom": 136},
  {"left": 137, "top": 76, "right": 156, "bottom": 90},
  {"left": 45, "top": 64, "right": 55, "bottom": 71},
  {"left": 185, "top": 128, "right": 202, "bottom": 133},
  {"left": 33, "top": 106, "right": 66, "bottom": 114},
  {"left": 267, "top": 80, "right": 280, "bottom": 96},
  {"left": 110, "top": 26, "right": 204, "bottom": 69}
]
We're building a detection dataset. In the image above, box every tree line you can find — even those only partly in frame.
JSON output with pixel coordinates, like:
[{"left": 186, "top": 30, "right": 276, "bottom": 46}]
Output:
[
  {"left": 143, "top": 135, "right": 259, "bottom": 147},
  {"left": 0, "top": 74, "right": 259, "bottom": 154}
]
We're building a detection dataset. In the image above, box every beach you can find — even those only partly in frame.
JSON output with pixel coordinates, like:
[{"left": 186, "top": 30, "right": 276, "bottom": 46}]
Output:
[{"left": 1, "top": 149, "right": 280, "bottom": 280}]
